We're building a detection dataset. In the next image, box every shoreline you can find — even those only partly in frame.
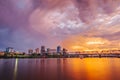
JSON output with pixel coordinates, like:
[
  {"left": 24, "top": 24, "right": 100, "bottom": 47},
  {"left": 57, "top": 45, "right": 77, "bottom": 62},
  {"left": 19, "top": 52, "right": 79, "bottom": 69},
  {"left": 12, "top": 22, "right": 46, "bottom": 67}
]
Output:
[
  {"left": 1, "top": 53, "right": 120, "bottom": 59},
  {"left": 0, "top": 56, "right": 120, "bottom": 59}
]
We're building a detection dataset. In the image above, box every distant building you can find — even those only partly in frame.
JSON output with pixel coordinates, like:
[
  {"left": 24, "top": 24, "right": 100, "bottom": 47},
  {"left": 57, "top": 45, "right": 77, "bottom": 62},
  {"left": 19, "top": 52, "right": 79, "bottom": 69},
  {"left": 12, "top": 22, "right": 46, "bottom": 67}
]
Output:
[
  {"left": 14, "top": 51, "right": 22, "bottom": 55},
  {"left": 47, "top": 49, "right": 57, "bottom": 55},
  {"left": 6, "top": 47, "right": 14, "bottom": 53},
  {"left": 49, "top": 49, "right": 57, "bottom": 54},
  {"left": 35, "top": 48, "right": 40, "bottom": 54},
  {"left": 0, "top": 51, "right": 4, "bottom": 56},
  {"left": 57, "top": 46, "right": 61, "bottom": 53},
  {"left": 47, "top": 48, "right": 50, "bottom": 53},
  {"left": 28, "top": 49, "right": 33, "bottom": 54},
  {"left": 41, "top": 46, "right": 46, "bottom": 55},
  {"left": 63, "top": 48, "right": 67, "bottom": 55}
]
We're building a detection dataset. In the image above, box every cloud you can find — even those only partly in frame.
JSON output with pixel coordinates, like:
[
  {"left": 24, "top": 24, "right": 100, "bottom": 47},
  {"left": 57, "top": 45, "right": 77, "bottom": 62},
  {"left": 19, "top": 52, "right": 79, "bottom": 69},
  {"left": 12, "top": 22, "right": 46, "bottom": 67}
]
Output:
[{"left": 0, "top": 0, "right": 120, "bottom": 51}]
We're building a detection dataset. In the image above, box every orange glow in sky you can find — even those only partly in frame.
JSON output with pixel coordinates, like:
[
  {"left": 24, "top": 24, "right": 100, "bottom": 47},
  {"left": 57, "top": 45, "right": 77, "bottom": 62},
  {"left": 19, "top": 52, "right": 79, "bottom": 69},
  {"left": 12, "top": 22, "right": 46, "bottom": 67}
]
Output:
[
  {"left": 1, "top": 0, "right": 120, "bottom": 51},
  {"left": 62, "top": 36, "right": 120, "bottom": 52},
  {"left": 86, "top": 41, "right": 104, "bottom": 45}
]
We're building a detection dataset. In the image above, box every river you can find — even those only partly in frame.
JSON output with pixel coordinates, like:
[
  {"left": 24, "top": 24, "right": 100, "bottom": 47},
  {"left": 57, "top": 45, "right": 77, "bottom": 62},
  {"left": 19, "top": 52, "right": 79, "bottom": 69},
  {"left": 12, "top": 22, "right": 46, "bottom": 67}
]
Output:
[{"left": 0, "top": 58, "right": 120, "bottom": 80}]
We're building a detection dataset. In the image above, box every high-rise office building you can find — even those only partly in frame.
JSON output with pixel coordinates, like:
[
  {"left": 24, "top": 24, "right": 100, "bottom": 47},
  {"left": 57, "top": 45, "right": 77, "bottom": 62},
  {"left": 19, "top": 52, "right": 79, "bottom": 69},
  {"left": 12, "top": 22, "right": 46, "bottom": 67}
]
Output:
[
  {"left": 57, "top": 46, "right": 61, "bottom": 53},
  {"left": 35, "top": 48, "right": 40, "bottom": 54},
  {"left": 41, "top": 46, "right": 46, "bottom": 55},
  {"left": 6, "top": 47, "right": 14, "bottom": 53}
]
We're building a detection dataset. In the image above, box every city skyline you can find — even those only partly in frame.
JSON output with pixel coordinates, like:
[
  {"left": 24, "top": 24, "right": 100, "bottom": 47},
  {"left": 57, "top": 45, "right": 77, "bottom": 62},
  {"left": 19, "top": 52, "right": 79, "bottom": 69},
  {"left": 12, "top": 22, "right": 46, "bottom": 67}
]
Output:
[
  {"left": 0, "top": 1, "right": 120, "bottom": 80},
  {"left": 0, "top": 0, "right": 120, "bottom": 52},
  {"left": 4, "top": 45, "right": 64, "bottom": 53},
  {"left": 2, "top": 46, "right": 120, "bottom": 54}
]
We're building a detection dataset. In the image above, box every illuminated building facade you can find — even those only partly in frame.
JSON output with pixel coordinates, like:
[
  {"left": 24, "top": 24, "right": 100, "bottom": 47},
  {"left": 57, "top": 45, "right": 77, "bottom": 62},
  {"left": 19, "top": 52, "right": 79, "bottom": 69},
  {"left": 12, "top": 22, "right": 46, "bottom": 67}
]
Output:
[
  {"left": 35, "top": 48, "right": 40, "bottom": 54},
  {"left": 57, "top": 46, "right": 61, "bottom": 53},
  {"left": 41, "top": 46, "right": 46, "bottom": 55},
  {"left": 6, "top": 47, "right": 14, "bottom": 53}
]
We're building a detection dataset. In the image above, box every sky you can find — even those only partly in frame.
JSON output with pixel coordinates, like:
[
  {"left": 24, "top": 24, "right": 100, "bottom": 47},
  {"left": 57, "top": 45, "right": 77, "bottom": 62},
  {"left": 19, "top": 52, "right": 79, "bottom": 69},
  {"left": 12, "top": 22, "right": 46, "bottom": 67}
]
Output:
[{"left": 0, "top": 0, "right": 120, "bottom": 52}]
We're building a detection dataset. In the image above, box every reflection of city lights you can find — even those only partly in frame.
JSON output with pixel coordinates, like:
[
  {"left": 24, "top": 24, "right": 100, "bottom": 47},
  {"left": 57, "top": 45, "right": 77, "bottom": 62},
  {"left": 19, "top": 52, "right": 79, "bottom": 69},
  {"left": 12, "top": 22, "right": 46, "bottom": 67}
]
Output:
[{"left": 13, "top": 59, "right": 18, "bottom": 80}]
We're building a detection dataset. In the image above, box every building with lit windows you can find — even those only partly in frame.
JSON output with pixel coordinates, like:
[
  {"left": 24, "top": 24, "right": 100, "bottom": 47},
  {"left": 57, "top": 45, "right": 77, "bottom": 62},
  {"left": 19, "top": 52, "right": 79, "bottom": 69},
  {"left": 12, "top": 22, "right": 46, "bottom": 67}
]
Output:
[
  {"left": 57, "top": 46, "right": 61, "bottom": 53},
  {"left": 35, "top": 48, "right": 40, "bottom": 54},
  {"left": 41, "top": 46, "right": 46, "bottom": 55},
  {"left": 6, "top": 47, "right": 14, "bottom": 53}
]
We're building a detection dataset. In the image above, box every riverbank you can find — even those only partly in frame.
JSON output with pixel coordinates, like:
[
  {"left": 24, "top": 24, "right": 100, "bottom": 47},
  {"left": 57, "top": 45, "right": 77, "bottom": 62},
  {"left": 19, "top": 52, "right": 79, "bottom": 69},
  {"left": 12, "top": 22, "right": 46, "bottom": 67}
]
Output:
[{"left": 0, "top": 53, "right": 120, "bottom": 58}]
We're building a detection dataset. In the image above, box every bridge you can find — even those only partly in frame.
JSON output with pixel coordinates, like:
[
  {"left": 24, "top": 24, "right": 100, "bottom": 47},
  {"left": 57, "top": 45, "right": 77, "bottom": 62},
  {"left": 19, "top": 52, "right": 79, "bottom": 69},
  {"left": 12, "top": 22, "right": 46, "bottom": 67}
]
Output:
[{"left": 66, "top": 53, "right": 120, "bottom": 58}]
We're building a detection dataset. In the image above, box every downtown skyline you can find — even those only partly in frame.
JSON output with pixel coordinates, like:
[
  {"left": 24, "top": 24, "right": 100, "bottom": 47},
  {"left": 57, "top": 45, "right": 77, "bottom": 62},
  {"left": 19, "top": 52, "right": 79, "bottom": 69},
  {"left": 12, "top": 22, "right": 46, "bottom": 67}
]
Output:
[{"left": 0, "top": 0, "right": 120, "bottom": 52}]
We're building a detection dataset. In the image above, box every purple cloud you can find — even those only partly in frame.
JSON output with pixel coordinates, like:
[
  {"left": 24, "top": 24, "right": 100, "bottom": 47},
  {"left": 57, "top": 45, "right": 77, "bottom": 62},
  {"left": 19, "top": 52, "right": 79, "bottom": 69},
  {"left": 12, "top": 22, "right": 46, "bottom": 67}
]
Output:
[{"left": 0, "top": 0, "right": 120, "bottom": 51}]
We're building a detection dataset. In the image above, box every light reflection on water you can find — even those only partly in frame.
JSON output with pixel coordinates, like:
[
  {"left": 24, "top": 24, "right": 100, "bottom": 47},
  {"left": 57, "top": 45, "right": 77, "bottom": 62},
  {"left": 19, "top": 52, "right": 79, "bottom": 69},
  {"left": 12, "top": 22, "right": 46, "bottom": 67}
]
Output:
[
  {"left": 13, "top": 59, "right": 18, "bottom": 80},
  {"left": 0, "top": 58, "right": 120, "bottom": 80}
]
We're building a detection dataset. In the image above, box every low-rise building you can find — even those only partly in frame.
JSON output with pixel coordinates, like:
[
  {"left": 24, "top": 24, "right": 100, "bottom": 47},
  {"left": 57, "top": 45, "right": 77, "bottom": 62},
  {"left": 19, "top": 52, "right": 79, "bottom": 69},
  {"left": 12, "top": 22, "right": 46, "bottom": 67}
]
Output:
[
  {"left": 0, "top": 51, "right": 5, "bottom": 56},
  {"left": 47, "top": 49, "right": 57, "bottom": 55}
]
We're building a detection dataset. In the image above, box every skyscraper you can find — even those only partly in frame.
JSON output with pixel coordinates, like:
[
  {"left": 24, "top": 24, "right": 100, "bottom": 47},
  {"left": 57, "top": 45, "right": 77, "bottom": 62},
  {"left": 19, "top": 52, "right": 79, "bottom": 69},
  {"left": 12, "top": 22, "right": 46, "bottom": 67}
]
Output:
[
  {"left": 6, "top": 47, "right": 14, "bottom": 53},
  {"left": 41, "top": 46, "right": 46, "bottom": 55},
  {"left": 57, "top": 46, "right": 61, "bottom": 53},
  {"left": 35, "top": 48, "right": 40, "bottom": 54}
]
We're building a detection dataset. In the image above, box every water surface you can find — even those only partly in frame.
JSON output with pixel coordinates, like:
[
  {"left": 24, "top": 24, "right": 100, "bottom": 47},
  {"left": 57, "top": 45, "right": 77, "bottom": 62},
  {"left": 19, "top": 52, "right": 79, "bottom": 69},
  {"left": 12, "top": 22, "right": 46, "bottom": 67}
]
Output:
[{"left": 0, "top": 58, "right": 120, "bottom": 80}]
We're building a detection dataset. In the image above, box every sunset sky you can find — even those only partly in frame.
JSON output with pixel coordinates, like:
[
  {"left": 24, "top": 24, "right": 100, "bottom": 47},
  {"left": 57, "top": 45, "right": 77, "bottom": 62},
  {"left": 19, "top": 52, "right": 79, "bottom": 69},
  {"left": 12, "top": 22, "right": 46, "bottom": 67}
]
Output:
[{"left": 0, "top": 0, "right": 120, "bottom": 52}]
